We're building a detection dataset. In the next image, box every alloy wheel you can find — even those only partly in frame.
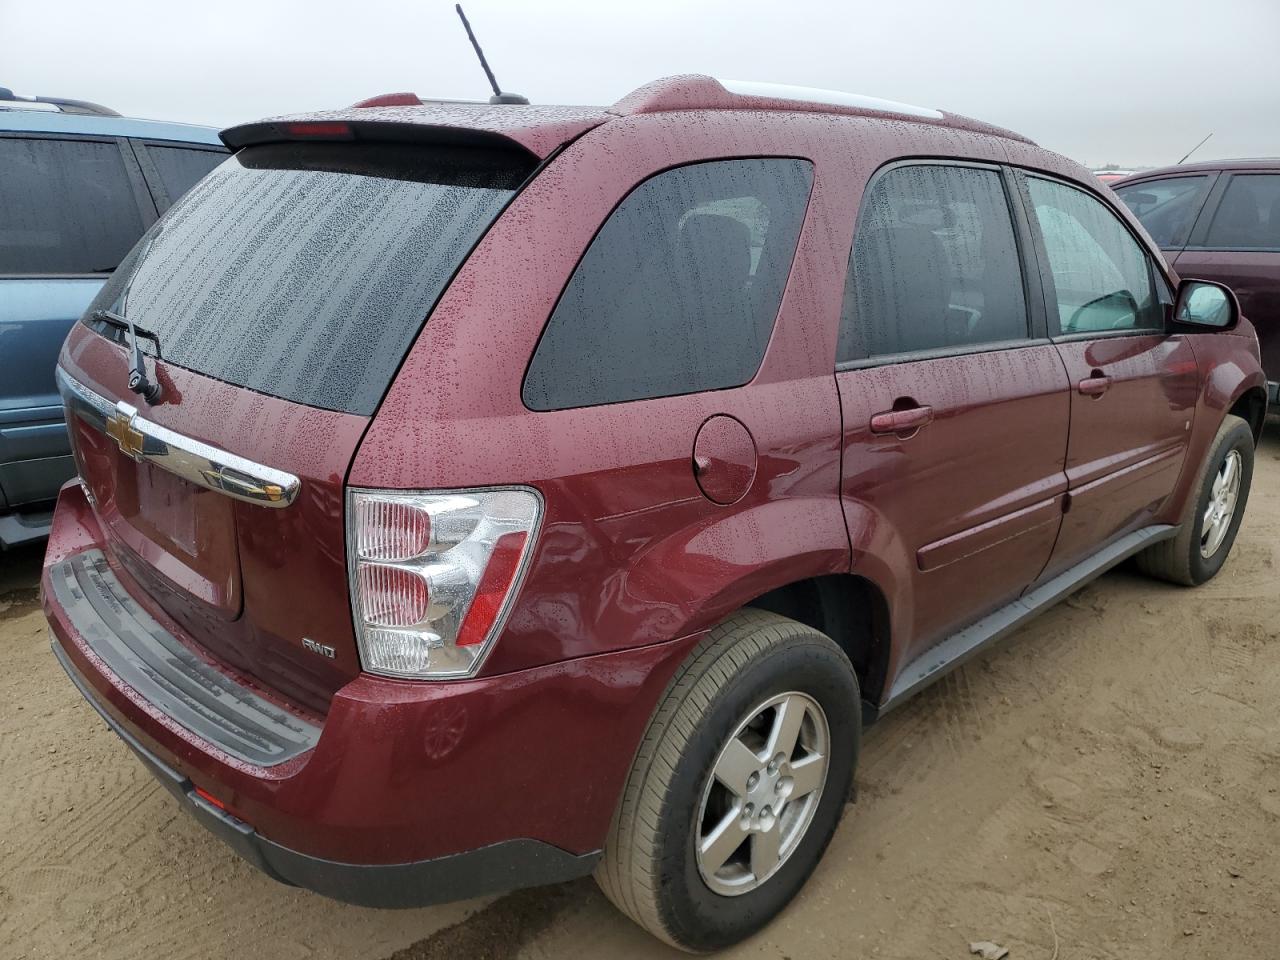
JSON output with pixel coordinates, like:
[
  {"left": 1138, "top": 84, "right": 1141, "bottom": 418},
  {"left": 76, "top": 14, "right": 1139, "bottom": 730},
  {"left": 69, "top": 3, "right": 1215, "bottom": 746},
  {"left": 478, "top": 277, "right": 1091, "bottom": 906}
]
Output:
[
  {"left": 1201, "top": 449, "right": 1243, "bottom": 559},
  {"left": 696, "top": 691, "right": 830, "bottom": 896}
]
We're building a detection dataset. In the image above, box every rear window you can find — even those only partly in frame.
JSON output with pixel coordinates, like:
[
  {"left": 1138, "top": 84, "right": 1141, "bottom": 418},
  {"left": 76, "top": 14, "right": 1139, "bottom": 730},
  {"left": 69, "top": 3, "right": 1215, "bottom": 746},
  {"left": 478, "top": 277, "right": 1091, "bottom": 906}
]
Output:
[
  {"left": 523, "top": 158, "right": 813, "bottom": 411},
  {"left": 1113, "top": 175, "right": 1210, "bottom": 248},
  {"left": 145, "top": 144, "right": 228, "bottom": 209},
  {"left": 85, "top": 142, "right": 531, "bottom": 415},
  {"left": 0, "top": 136, "right": 146, "bottom": 275}
]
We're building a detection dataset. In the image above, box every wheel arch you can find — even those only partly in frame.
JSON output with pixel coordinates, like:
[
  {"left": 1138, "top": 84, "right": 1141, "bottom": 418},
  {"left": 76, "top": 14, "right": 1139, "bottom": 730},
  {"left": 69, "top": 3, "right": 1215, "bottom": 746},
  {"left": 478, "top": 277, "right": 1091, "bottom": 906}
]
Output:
[
  {"left": 746, "top": 572, "right": 892, "bottom": 723},
  {"left": 1229, "top": 385, "right": 1268, "bottom": 445},
  {"left": 1162, "top": 350, "right": 1267, "bottom": 526}
]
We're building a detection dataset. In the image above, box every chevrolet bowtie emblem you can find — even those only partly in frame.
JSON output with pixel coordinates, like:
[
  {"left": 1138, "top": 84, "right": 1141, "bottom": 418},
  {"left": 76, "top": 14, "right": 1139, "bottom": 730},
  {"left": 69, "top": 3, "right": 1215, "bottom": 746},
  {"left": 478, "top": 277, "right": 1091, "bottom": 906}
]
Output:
[{"left": 105, "top": 408, "right": 145, "bottom": 460}]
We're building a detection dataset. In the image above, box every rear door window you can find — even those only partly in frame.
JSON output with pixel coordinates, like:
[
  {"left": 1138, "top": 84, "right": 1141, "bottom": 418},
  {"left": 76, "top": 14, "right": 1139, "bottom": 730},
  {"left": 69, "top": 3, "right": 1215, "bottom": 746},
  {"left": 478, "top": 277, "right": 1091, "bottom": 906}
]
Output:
[
  {"left": 522, "top": 158, "right": 813, "bottom": 410},
  {"left": 1027, "top": 177, "right": 1161, "bottom": 335},
  {"left": 0, "top": 136, "right": 147, "bottom": 275},
  {"left": 1202, "top": 174, "right": 1280, "bottom": 250},
  {"left": 142, "top": 144, "right": 228, "bottom": 209},
  {"left": 1114, "top": 175, "right": 1211, "bottom": 248},
  {"left": 838, "top": 163, "right": 1028, "bottom": 362},
  {"left": 86, "top": 142, "right": 531, "bottom": 415}
]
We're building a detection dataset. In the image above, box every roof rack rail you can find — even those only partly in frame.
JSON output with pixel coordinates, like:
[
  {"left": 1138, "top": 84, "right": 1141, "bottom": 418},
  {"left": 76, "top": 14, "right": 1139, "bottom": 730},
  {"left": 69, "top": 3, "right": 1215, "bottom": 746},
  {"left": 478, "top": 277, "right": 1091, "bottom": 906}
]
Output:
[
  {"left": 0, "top": 87, "right": 120, "bottom": 116},
  {"left": 609, "top": 75, "right": 1035, "bottom": 145},
  {"left": 41, "top": 96, "right": 120, "bottom": 117}
]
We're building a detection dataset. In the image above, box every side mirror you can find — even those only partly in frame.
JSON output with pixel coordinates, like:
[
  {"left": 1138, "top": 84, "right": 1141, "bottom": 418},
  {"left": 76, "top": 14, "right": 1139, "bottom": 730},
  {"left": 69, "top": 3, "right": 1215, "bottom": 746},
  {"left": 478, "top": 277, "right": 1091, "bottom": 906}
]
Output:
[
  {"left": 1173, "top": 279, "right": 1239, "bottom": 331},
  {"left": 1127, "top": 191, "right": 1158, "bottom": 211}
]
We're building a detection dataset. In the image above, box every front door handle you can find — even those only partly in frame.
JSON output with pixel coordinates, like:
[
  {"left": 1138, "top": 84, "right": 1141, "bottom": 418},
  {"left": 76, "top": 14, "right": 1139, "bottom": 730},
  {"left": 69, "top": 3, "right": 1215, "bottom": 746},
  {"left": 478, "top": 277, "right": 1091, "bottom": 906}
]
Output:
[
  {"left": 1078, "top": 373, "right": 1112, "bottom": 397},
  {"left": 870, "top": 404, "right": 934, "bottom": 435}
]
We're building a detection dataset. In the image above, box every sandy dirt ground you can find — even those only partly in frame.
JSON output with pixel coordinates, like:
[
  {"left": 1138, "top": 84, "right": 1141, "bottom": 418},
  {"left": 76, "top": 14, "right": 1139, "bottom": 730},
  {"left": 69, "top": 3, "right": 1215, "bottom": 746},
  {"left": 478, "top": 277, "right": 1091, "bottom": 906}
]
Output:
[{"left": 3, "top": 423, "right": 1280, "bottom": 960}]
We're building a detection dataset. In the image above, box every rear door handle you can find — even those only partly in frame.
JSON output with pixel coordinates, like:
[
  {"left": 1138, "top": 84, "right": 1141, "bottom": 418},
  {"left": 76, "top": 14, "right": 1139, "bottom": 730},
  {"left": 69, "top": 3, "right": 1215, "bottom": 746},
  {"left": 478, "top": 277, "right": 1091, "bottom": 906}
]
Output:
[
  {"left": 1077, "top": 373, "right": 1111, "bottom": 397},
  {"left": 870, "top": 405, "right": 934, "bottom": 435}
]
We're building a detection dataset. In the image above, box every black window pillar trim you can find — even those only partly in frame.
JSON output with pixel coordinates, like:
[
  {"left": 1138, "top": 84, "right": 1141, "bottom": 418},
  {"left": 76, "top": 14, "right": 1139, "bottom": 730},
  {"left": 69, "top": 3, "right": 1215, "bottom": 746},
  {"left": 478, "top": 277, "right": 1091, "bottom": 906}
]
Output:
[
  {"left": 127, "top": 138, "right": 172, "bottom": 213},
  {"left": 1168, "top": 171, "right": 1218, "bottom": 252},
  {"left": 1000, "top": 164, "right": 1051, "bottom": 341},
  {"left": 115, "top": 136, "right": 158, "bottom": 226},
  {"left": 1005, "top": 167, "right": 1058, "bottom": 340}
]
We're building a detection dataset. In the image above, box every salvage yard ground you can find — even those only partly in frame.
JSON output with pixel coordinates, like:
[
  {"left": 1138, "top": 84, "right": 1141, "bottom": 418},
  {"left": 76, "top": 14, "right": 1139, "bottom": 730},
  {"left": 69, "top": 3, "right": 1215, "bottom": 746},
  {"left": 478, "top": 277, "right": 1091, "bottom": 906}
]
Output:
[{"left": 4, "top": 422, "right": 1280, "bottom": 960}]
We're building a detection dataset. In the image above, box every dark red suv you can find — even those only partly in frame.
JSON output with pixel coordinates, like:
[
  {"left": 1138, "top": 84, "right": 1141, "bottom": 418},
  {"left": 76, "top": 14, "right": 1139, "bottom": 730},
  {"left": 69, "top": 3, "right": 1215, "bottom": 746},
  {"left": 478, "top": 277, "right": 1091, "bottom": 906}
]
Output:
[
  {"left": 43, "top": 76, "right": 1265, "bottom": 951},
  {"left": 1112, "top": 160, "right": 1280, "bottom": 405}
]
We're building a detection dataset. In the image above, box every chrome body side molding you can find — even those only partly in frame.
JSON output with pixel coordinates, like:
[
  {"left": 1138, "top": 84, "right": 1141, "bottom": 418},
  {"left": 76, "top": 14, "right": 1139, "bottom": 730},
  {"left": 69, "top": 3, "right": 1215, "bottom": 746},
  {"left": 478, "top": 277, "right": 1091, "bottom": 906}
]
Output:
[{"left": 56, "top": 366, "right": 300, "bottom": 508}]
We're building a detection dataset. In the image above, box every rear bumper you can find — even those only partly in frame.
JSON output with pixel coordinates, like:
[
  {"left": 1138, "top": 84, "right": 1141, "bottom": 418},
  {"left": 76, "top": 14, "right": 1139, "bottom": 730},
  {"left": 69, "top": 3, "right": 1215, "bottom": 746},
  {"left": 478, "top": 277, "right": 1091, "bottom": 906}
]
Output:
[
  {"left": 48, "top": 548, "right": 321, "bottom": 766},
  {"left": 42, "top": 481, "right": 700, "bottom": 906},
  {"left": 51, "top": 639, "right": 597, "bottom": 907}
]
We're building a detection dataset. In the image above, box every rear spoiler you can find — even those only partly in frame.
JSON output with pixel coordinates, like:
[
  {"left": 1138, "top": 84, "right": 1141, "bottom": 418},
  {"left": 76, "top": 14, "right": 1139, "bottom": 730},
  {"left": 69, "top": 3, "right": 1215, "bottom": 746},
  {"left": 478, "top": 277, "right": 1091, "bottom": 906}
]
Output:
[{"left": 220, "top": 119, "right": 539, "bottom": 158}]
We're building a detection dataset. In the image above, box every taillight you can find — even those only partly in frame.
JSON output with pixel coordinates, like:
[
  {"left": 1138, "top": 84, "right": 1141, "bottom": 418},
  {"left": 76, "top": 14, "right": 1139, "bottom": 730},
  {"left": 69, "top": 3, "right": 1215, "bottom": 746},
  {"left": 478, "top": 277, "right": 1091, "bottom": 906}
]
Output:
[{"left": 346, "top": 488, "right": 542, "bottom": 679}]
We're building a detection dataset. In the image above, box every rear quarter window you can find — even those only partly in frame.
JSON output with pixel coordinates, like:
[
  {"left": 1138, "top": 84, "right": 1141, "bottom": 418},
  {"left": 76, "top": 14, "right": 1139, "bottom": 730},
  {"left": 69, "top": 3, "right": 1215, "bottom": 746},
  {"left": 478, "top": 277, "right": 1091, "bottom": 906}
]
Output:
[{"left": 522, "top": 158, "right": 814, "bottom": 411}]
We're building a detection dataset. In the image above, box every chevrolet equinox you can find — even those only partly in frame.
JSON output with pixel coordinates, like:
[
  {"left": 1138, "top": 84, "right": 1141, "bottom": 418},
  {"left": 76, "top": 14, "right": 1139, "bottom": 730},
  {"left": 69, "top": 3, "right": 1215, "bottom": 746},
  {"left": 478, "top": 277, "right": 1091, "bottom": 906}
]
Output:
[{"left": 43, "top": 76, "right": 1265, "bottom": 951}]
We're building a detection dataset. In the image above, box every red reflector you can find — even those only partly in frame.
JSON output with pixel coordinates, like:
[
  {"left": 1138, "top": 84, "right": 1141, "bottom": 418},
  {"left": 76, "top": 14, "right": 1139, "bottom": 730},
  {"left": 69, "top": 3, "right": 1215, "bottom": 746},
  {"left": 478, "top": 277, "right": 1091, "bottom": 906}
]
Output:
[
  {"left": 194, "top": 785, "right": 250, "bottom": 823},
  {"left": 193, "top": 786, "right": 226, "bottom": 810},
  {"left": 283, "top": 121, "right": 354, "bottom": 139},
  {"left": 351, "top": 92, "right": 423, "bottom": 108},
  {"left": 456, "top": 531, "right": 527, "bottom": 647}
]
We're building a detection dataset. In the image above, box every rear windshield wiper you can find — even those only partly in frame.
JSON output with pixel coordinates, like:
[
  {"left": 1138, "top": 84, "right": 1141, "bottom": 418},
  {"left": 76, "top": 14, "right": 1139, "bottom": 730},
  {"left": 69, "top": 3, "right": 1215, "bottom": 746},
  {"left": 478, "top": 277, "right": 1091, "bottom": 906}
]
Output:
[
  {"left": 92, "top": 309, "right": 164, "bottom": 404},
  {"left": 92, "top": 309, "right": 160, "bottom": 350}
]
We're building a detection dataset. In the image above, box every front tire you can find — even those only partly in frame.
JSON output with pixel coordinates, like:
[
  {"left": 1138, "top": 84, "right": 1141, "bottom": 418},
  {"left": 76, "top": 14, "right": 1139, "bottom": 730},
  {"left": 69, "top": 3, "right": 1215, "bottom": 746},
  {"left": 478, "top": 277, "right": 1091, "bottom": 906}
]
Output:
[
  {"left": 594, "top": 609, "right": 860, "bottom": 952},
  {"left": 1136, "top": 413, "right": 1254, "bottom": 585}
]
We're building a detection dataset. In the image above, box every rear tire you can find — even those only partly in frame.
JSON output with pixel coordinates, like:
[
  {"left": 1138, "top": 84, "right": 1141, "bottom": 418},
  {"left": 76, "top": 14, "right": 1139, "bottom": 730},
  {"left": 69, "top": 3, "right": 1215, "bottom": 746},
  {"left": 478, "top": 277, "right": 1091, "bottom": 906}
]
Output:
[
  {"left": 1136, "top": 413, "right": 1254, "bottom": 586},
  {"left": 594, "top": 609, "right": 860, "bottom": 952}
]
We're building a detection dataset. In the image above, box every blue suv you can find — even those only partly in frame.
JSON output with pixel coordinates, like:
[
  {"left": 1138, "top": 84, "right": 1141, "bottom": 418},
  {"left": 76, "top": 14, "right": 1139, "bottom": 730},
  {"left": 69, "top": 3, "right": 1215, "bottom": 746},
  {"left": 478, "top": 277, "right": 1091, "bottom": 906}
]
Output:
[{"left": 0, "top": 89, "right": 225, "bottom": 547}]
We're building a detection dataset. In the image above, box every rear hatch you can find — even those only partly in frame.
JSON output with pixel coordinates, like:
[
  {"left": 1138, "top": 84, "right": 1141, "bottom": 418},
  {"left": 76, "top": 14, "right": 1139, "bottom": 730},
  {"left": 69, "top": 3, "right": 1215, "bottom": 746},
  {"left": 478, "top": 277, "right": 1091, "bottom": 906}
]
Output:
[{"left": 59, "top": 135, "right": 535, "bottom": 711}]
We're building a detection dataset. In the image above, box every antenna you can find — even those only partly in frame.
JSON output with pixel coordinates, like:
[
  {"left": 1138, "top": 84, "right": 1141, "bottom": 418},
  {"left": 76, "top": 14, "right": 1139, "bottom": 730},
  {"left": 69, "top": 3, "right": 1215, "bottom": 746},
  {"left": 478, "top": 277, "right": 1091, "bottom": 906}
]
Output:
[
  {"left": 455, "top": 4, "right": 529, "bottom": 105},
  {"left": 1177, "top": 132, "right": 1213, "bottom": 165}
]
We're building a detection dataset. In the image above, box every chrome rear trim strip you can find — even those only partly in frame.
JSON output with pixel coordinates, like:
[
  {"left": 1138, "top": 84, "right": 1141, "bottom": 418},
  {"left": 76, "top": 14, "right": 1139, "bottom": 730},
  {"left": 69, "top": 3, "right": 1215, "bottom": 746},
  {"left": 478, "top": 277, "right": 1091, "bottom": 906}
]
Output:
[{"left": 56, "top": 366, "right": 300, "bottom": 508}]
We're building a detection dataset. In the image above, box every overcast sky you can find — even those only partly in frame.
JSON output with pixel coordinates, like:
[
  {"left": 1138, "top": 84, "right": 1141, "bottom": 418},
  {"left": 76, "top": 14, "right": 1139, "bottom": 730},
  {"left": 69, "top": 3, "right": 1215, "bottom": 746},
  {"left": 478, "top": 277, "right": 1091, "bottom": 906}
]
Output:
[{"left": 4, "top": 0, "right": 1277, "bottom": 168}]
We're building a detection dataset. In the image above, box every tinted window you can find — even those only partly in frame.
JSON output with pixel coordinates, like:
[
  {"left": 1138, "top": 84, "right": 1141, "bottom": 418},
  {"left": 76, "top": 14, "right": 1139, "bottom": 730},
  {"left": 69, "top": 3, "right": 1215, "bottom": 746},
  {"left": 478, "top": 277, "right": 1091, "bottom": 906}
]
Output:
[
  {"left": 838, "top": 164, "right": 1027, "bottom": 362},
  {"left": 147, "top": 145, "right": 227, "bottom": 206},
  {"left": 1027, "top": 177, "right": 1160, "bottom": 335},
  {"left": 0, "top": 137, "right": 145, "bottom": 275},
  {"left": 1203, "top": 174, "right": 1280, "bottom": 249},
  {"left": 1114, "top": 175, "right": 1209, "bottom": 248},
  {"left": 523, "top": 159, "right": 813, "bottom": 411},
  {"left": 85, "top": 142, "right": 530, "bottom": 415}
]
